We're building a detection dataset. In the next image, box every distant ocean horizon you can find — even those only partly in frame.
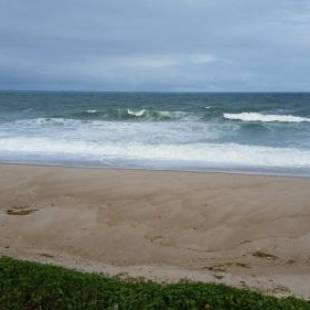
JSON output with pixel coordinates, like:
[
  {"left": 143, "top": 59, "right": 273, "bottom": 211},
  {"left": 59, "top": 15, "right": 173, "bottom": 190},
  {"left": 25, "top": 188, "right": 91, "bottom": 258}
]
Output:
[{"left": 1, "top": 91, "right": 310, "bottom": 176}]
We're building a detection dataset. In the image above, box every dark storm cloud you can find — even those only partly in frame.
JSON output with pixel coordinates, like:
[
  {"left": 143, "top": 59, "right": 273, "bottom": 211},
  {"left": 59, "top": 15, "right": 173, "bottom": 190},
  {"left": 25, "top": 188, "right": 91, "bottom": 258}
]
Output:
[{"left": 0, "top": 0, "right": 309, "bottom": 91}]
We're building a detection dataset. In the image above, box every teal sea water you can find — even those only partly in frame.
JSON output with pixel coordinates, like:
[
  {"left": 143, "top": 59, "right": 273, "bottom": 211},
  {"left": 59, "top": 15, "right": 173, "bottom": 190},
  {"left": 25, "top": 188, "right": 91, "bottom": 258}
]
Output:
[{"left": 0, "top": 91, "right": 310, "bottom": 176}]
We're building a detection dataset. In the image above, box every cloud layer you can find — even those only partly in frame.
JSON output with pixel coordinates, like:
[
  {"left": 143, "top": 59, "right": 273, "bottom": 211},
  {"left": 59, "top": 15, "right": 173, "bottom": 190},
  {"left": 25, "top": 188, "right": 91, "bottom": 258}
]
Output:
[{"left": 0, "top": 0, "right": 309, "bottom": 91}]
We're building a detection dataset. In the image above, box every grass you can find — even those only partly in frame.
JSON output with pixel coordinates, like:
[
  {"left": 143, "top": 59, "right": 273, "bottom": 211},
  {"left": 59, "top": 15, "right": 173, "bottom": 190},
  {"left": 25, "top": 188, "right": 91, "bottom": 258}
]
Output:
[{"left": 0, "top": 256, "right": 309, "bottom": 309}]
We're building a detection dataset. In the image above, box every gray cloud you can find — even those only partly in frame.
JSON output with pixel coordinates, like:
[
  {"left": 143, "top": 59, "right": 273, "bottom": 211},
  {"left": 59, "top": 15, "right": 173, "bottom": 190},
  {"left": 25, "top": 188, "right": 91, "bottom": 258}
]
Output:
[{"left": 0, "top": 0, "right": 309, "bottom": 91}]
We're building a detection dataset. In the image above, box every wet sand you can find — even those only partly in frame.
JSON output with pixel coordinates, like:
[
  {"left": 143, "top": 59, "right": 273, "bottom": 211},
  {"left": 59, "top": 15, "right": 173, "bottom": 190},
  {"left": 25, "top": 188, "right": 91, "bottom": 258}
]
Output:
[{"left": 0, "top": 164, "right": 310, "bottom": 299}]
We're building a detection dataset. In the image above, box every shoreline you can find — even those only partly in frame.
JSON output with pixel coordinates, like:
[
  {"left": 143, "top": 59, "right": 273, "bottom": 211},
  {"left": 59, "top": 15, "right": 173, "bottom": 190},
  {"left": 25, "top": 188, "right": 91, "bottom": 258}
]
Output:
[
  {"left": 1, "top": 164, "right": 310, "bottom": 298},
  {"left": 1, "top": 160, "right": 309, "bottom": 179}
]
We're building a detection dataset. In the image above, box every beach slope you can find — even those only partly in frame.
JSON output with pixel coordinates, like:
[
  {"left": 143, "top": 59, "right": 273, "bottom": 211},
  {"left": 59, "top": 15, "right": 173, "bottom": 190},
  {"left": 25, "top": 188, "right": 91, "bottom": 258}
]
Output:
[{"left": 0, "top": 164, "right": 309, "bottom": 298}]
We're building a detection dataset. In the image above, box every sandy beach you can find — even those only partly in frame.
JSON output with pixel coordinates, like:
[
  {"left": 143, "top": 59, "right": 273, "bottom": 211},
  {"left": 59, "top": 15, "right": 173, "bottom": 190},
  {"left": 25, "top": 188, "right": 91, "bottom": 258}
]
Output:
[{"left": 0, "top": 164, "right": 310, "bottom": 299}]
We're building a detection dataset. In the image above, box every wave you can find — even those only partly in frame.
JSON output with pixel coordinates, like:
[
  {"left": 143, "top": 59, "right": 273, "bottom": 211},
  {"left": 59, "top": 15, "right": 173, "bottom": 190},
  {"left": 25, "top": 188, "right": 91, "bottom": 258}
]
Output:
[
  {"left": 5, "top": 113, "right": 192, "bottom": 130},
  {"left": 124, "top": 109, "right": 192, "bottom": 120},
  {"left": 223, "top": 112, "right": 310, "bottom": 123},
  {"left": 127, "top": 109, "right": 146, "bottom": 117},
  {"left": 0, "top": 137, "right": 310, "bottom": 169},
  {"left": 77, "top": 108, "right": 193, "bottom": 121},
  {"left": 9, "top": 118, "right": 86, "bottom": 128}
]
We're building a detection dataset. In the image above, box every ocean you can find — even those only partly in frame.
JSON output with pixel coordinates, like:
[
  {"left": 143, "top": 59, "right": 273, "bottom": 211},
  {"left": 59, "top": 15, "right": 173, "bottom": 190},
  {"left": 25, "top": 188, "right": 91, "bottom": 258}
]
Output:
[{"left": 0, "top": 91, "right": 310, "bottom": 176}]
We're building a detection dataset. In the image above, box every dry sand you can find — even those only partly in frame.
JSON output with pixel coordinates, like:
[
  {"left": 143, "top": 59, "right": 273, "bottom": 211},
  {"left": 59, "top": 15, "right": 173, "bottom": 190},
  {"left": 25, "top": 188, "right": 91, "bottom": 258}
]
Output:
[{"left": 0, "top": 164, "right": 310, "bottom": 299}]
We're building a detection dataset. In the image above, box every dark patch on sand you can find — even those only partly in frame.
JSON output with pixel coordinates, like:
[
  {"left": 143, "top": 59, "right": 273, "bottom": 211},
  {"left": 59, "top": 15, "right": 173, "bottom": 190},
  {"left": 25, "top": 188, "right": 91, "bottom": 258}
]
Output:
[
  {"left": 7, "top": 208, "right": 38, "bottom": 216},
  {"left": 149, "top": 235, "right": 164, "bottom": 242},
  {"left": 205, "top": 262, "right": 251, "bottom": 272},
  {"left": 38, "top": 253, "right": 54, "bottom": 258},
  {"left": 252, "top": 251, "right": 278, "bottom": 260},
  {"left": 212, "top": 274, "right": 224, "bottom": 280}
]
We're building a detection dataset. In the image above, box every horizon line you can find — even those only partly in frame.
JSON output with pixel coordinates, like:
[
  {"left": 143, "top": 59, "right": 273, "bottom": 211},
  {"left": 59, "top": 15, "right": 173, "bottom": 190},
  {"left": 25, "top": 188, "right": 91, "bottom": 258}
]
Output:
[{"left": 1, "top": 89, "right": 310, "bottom": 94}]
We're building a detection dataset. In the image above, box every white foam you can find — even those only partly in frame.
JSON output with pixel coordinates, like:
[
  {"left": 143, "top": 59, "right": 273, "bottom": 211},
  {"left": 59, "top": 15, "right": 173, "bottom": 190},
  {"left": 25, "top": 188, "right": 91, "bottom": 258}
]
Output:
[
  {"left": 127, "top": 109, "right": 146, "bottom": 117},
  {"left": 223, "top": 112, "right": 310, "bottom": 123},
  {"left": 0, "top": 137, "right": 310, "bottom": 169},
  {"left": 11, "top": 118, "right": 86, "bottom": 127},
  {"left": 86, "top": 109, "right": 97, "bottom": 113},
  {"left": 126, "top": 109, "right": 190, "bottom": 120}
]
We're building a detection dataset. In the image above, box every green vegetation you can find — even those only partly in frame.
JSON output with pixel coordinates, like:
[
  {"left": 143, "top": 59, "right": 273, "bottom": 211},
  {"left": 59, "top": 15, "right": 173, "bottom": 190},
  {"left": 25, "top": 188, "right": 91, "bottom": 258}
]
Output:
[{"left": 0, "top": 256, "right": 309, "bottom": 309}]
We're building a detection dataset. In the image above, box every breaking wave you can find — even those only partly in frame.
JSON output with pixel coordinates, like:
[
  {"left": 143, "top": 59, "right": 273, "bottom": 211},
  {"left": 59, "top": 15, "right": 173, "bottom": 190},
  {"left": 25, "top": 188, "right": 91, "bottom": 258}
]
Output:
[
  {"left": 223, "top": 112, "right": 310, "bottom": 123},
  {"left": 78, "top": 108, "right": 193, "bottom": 121},
  {"left": 0, "top": 137, "right": 310, "bottom": 169},
  {"left": 10, "top": 118, "right": 86, "bottom": 127}
]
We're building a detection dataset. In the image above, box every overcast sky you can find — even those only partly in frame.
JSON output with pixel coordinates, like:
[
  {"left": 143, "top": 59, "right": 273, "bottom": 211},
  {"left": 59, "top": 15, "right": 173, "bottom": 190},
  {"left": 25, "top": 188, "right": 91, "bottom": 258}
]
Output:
[{"left": 0, "top": 0, "right": 310, "bottom": 92}]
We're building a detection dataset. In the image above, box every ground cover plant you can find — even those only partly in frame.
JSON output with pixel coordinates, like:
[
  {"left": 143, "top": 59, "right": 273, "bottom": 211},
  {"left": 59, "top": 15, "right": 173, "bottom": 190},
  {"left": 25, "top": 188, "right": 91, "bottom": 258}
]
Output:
[{"left": 0, "top": 256, "right": 309, "bottom": 309}]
